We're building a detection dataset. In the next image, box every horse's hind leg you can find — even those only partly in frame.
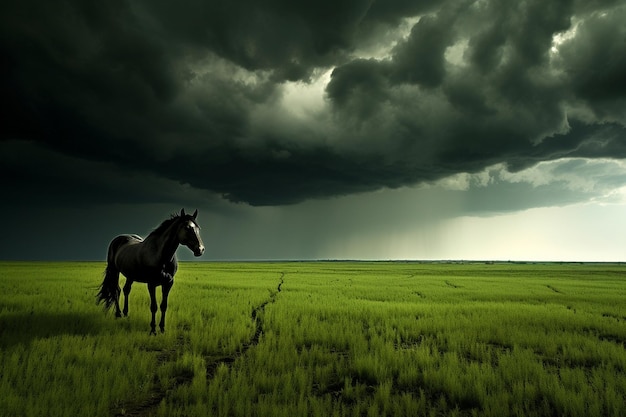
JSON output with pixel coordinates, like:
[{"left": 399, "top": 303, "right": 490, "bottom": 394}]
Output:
[
  {"left": 148, "top": 283, "right": 158, "bottom": 335},
  {"left": 122, "top": 279, "right": 133, "bottom": 317},
  {"left": 159, "top": 281, "right": 173, "bottom": 333},
  {"left": 112, "top": 277, "right": 121, "bottom": 318},
  {"left": 114, "top": 295, "right": 122, "bottom": 318}
]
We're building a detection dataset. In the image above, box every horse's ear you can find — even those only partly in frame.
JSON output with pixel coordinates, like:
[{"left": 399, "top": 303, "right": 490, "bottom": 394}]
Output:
[
  {"left": 181, "top": 208, "right": 186, "bottom": 216},
  {"left": 192, "top": 209, "right": 198, "bottom": 219}
]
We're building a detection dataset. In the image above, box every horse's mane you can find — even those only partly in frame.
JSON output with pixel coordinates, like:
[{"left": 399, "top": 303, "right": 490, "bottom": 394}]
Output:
[{"left": 148, "top": 213, "right": 184, "bottom": 237}]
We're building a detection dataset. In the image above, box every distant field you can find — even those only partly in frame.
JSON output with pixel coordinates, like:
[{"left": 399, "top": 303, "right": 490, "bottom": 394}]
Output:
[{"left": 0, "top": 261, "right": 625, "bottom": 417}]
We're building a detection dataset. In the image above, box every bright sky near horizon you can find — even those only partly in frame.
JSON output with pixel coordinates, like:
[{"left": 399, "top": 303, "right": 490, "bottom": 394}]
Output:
[{"left": 1, "top": 0, "right": 625, "bottom": 261}]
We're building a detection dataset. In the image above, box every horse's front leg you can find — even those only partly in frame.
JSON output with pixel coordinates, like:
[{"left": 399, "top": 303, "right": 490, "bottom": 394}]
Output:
[
  {"left": 159, "top": 281, "right": 173, "bottom": 333},
  {"left": 148, "top": 283, "right": 158, "bottom": 335}
]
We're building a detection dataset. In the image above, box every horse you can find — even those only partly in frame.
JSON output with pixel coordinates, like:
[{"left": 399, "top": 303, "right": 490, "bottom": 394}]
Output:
[{"left": 96, "top": 208, "right": 205, "bottom": 334}]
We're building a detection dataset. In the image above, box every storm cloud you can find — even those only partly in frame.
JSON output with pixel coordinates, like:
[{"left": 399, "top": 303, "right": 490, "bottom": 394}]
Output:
[{"left": 1, "top": 0, "right": 625, "bottom": 207}]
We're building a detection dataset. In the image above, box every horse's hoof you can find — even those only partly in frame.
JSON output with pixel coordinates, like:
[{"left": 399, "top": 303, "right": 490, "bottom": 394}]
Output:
[{"left": 149, "top": 329, "right": 157, "bottom": 336}]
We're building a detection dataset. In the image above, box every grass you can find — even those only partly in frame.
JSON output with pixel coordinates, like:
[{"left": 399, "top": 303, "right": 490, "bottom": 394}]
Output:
[{"left": 0, "top": 261, "right": 625, "bottom": 416}]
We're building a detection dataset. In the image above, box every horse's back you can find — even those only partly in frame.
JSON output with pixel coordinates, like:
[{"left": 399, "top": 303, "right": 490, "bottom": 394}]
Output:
[
  {"left": 121, "top": 234, "right": 143, "bottom": 243},
  {"left": 107, "top": 234, "right": 142, "bottom": 263},
  {"left": 109, "top": 234, "right": 142, "bottom": 251}
]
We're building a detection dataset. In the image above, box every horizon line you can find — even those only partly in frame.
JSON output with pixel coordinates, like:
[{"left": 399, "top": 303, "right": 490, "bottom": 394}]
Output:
[{"left": 2, "top": 258, "right": 626, "bottom": 264}]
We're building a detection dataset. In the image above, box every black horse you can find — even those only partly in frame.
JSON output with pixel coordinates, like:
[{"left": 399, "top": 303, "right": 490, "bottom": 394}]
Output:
[{"left": 97, "top": 209, "right": 205, "bottom": 334}]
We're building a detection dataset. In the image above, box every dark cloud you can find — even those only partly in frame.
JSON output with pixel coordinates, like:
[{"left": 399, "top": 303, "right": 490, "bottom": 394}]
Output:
[
  {"left": 389, "top": 5, "right": 461, "bottom": 87},
  {"left": 144, "top": 0, "right": 380, "bottom": 80},
  {"left": 558, "top": 6, "right": 626, "bottom": 118},
  {"left": 0, "top": 140, "right": 219, "bottom": 208},
  {"left": 1, "top": 0, "right": 625, "bottom": 208},
  {"left": 325, "top": 59, "right": 392, "bottom": 117}
]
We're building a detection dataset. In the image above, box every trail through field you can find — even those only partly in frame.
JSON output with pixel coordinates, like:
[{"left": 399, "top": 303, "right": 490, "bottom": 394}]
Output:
[
  {"left": 206, "top": 272, "right": 284, "bottom": 379},
  {"left": 546, "top": 284, "right": 564, "bottom": 294},
  {"left": 118, "top": 272, "right": 285, "bottom": 417},
  {"left": 444, "top": 280, "right": 461, "bottom": 289}
]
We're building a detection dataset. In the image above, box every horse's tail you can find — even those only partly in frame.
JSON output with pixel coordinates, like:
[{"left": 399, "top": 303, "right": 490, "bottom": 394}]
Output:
[
  {"left": 96, "top": 237, "right": 125, "bottom": 312},
  {"left": 97, "top": 265, "right": 120, "bottom": 312}
]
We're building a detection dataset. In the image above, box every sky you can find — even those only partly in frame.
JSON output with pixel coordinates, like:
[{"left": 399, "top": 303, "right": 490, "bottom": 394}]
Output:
[{"left": 1, "top": 0, "right": 626, "bottom": 261}]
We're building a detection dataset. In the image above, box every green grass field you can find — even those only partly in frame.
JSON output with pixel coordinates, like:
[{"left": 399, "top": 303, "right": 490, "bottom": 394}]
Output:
[{"left": 1, "top": 261, "right": 625, "bottom": 416}]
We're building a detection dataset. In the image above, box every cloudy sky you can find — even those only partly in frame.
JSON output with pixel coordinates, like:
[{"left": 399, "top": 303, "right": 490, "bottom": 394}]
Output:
[{"left": 1, "top": 0, "right": 626, "bottom": 261}]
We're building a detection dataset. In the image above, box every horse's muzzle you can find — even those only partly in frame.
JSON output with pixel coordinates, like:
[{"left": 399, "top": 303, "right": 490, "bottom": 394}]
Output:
[{"left": 194, "top": 245, "right": 205, "bottom": 257}]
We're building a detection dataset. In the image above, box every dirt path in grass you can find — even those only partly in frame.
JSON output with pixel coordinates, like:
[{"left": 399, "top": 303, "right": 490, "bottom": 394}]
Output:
[
  {"left": 115, "top": 272, "right": 285, "bottom": 417},
  {"left": 205, "top": 272, "right": 284, "bottom": 379}
]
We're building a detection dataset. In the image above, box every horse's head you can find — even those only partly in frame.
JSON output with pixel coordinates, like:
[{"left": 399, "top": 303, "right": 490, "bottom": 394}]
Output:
[{"left": 177, "top": 208, "right": 205, "bottom": 257}]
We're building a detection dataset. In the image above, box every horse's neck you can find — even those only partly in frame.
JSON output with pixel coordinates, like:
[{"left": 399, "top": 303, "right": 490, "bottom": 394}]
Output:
[{"left": 145, "top": 222, "right": 180, "bottom": 264}]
